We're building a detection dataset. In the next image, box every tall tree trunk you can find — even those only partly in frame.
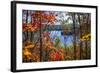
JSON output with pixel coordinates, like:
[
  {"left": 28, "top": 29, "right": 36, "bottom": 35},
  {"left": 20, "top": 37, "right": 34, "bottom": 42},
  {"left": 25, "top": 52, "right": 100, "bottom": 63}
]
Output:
[
  {"left": 26, "top": 10, "right": 28, "bottom": 40},
  {"left": 30, "top": 11, "right": 33, "bottom": 42},
  {"left": 85, "top": 14, "right": 89, "bottom": 59},
  {"left": 40, "top": 13, "right": 42, "bottom": 62},
  {"left": 78, "top": 14, "right": 82, "bottom": 59},
  {"left": 72, "top": 13, "right": 76, "bottom": 60}
]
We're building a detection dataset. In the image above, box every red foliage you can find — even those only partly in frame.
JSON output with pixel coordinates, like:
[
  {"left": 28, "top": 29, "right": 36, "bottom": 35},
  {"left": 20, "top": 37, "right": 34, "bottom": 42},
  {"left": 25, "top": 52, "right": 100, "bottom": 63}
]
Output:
[
  {"left": 48, "top": 49, "right": 65, "bottom": 61},
  {"left": 23, "top": 11, "right": 56, "bottom": 32}
]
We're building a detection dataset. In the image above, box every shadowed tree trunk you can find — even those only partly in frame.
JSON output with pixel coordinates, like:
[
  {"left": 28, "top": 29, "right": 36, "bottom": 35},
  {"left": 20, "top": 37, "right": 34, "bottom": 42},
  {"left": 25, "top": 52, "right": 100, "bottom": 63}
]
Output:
[
  {"left": 85, "top": 13, "right": 90, "bottom": 59},
  {"left": 40, "top": 14, "right": 42, "bottom": 62},
  {"left": 26, "top": 10, "right": 28, "bottom": 40},
  {"left": 30, "top": 11, "right": 34, "bottom": 42},
  {"left": 72, "top": 13, "right": 77, "bottom": 60},
  {"left": 78, "top": 14, "right": 82, "bottom": 59}
]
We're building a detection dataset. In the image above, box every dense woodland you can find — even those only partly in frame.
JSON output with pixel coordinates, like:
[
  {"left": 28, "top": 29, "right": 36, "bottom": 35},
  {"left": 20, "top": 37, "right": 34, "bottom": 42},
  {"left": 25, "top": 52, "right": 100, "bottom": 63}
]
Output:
[{"left": 22, "top": 10, "right": 91, "bottom": 62}]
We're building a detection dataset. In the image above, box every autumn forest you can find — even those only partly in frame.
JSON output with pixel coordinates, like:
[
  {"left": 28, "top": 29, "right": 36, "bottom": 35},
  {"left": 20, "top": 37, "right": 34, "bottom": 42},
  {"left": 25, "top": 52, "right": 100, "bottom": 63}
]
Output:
[{"left": 22, "top": 10, "right": 91, "bottom": 62}]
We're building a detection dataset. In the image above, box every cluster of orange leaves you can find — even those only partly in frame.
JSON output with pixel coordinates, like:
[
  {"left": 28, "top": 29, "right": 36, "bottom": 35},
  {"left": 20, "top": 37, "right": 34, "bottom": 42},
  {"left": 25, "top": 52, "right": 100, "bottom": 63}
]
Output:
[
  {"left": 80, "top": 34, "right": 91, "bottom": 41},
  {"left": 31, "top": 11, "right": 56, "bottom": 24},
  {"left": 44, "top": 14, "right": 56, "bottom": 23},
  {"left": 23, "top": 40, "right": 40, "bottom": 62},
  {"left": 23, "top": 12, "right": 56, "bottom": 32},
  {"left": 23, "top": 23, "right": 39, "bottom": 32}
]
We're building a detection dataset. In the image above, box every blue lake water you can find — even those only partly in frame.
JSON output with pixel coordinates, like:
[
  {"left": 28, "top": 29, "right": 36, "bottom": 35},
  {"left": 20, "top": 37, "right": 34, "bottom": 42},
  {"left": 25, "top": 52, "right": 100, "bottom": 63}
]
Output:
[{"left": 49, "top": 31, "right": 74, "bottom": 47}]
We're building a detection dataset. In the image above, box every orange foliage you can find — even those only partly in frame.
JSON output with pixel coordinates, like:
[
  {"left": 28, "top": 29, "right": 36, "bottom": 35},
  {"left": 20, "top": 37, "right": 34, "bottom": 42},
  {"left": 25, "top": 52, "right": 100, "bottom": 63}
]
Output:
[
  {"left": 80, "top": 34, "right": 91, "bottom": 41},
  {"left": 23, "top": 11, "right": 56, "bottom": 32},
  {"left": 23, "top": 23, "right": 39, "bottom": 32},
  {"left": 23, "top": 40, "right": 40, "bottom": 62}
]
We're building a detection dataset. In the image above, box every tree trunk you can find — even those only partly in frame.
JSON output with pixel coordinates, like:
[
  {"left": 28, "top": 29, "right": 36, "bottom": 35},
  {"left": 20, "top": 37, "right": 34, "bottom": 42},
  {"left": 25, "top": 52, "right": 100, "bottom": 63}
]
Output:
[
  {"left": 72, "top": 13, "right": 76, "bottom": 60},
  {"left": 26, "top": 10, "right": 28, "bottom": 40},
  {"left": 78, "top": 14, "right": 82, "bottom": 59}
]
